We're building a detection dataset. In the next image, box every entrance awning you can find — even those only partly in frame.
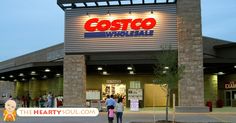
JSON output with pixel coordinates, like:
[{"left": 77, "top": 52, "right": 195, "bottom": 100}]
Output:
[
  {"left": 0, "top": 62, "right": 63, "bottom": 82},
  {"left": 57, "top": 0, "right": 176, "bottom": 10}
]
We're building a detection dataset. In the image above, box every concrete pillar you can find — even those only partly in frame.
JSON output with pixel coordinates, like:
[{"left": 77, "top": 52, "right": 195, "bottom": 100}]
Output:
[
  {"left": 177, "top": 0, "right": 208, "bottom": 112},
  {"left": 0, "top": 81, "right": 15, "bottom": 98},
  {"left": 63, "top": 55, "right": 86, "bottom": 107}
]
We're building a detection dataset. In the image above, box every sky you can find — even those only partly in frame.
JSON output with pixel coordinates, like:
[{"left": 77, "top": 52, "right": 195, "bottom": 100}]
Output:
[{"left": 0, "top": 0, "right": 236, "bottom": 62}]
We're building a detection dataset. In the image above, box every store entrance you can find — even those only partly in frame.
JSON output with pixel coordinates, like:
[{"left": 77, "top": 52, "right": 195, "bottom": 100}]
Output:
[
  {"left": 102, "top": 84, "right": 126, "bottom": 102},
  {"left": 225, "top": 90, "right": 236, "bottom": 107}
]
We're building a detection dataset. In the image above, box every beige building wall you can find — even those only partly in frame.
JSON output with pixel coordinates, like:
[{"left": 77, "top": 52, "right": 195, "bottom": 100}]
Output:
[{"left": 204, "top": 74, "right": 218, "bottom": 107}]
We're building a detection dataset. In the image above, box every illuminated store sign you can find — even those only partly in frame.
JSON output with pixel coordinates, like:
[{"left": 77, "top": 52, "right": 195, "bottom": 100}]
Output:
[
  {"left": 225, "top": 81, "right": 236, "bottom": 89},
  {"left": 106, "top": 80, "right": 122, "bottom": 84},
  {"left": 84, "top": 18, "right": 156, "bottom": 38}
]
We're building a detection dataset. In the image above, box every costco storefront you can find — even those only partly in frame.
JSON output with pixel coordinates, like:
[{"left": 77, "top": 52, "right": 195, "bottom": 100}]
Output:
[{"left": 59, "top": 0, "right": 207, "bottom": 112}]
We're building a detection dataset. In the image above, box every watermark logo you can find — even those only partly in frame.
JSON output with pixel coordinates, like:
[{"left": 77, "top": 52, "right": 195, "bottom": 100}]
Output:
[
  {"left": 17, "top": 108, "right": 99, "bottom": 117},
  {"left": 3, "top": 100, "right": 17, "bottom": 122}
]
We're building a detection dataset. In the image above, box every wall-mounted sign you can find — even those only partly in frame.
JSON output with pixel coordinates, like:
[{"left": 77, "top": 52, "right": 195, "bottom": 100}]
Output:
[
  {"left": 128, "top": 89, "right": 143, "bottom": 100},
  {"left": 106, "top": 80, "right": 122, "bottom": 84},
  {"left": 86, "top": 90, "right": 100, "bottom": 100},
  {"left": 84, "top": 18, "right": 156, "bottom": 38},
  {"left": 65, "top": 4, "right": 177, "bottom": 53},
  {"left": 225, "top": 81, "right": 236, "bottom": 89},
  {"left": 130, "top": 81, "right": 141, "bottom": 89}
]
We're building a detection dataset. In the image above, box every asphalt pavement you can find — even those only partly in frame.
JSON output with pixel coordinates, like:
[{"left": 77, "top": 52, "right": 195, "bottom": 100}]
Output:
[{"left": 0, "top": 108, "right": 235, "bottom": 123}]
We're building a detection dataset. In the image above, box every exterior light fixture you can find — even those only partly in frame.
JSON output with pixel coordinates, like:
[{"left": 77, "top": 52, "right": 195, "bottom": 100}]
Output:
[
  {"left": 107, "top": 10, "right": 111, "bottom": 16},
  {"left": 129, "top": 71, "right": 134, "bottom": 75},
  {"left": 31, "top": 77, "right": 36, "bottom": 80},
  {"left": 9, "top": 75, "right": 14, "bottom": 78},
  {"left": 62, "top": 3, "right": 72, "bottom": 7},
  {"left": 45, "top": 68, "right": 51, "bottom": 72},
  {"left": 218, "top": 72, "right": 225, "bottom": 75},
  {"left": 151, "top": 10, "right": 153, "bottom": 14},
  {"left": 164, "top": 66, "right": 169, "bottom": 70},
  {"left": 19, "top": 73, "right": 24, "bottom": 77},
  {"left": 234, "top": 65, "right": 236, "bottom": 69},
  {"left": 42, "top": 75, "right": 47, "bottom": 79},
  {"left": 129, "top": 10, "right": 132, "bottom": 14},
  {"left": 86, "top": 12, "right": 90, "bottom": 17},
  {"left": 31, "top": 71, "right": 36, "bottom": 75},
  {"left": 163, "top": 71, "right": 167, "bottom": 74},
  {"left": 97, "top": 67, "right": 103, "bottom": 70},
  {"left": 56, "top": 73, "right": 61, "bottom": 77},
  {"left": 1, "top": 76, "right": 5, "bottom": 79},
  {"left": 103, "top": 71, "right": 108, "bottom": 75},
  {"left": 14, "top": 79, "right": 17, "bottom": 82},
  {"left": 22, "top": 78, "right": 26, "bottom": 81},
  {"left": 127, "top": 66, "right": 133, "bottom": 70}
]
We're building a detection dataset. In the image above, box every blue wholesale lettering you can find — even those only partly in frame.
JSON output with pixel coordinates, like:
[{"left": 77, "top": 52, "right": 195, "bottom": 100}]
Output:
[{"left": 84, "top": 30, "right": 154, "bottom": 38}]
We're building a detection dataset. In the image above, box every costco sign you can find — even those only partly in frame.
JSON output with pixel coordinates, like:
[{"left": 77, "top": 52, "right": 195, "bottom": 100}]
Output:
[{"left": 84, "top": 18, "right": 157, "bottom": 38}]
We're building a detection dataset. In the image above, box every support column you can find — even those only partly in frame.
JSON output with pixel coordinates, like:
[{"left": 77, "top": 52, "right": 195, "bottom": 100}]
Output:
[
  {"left": 177, "top": 0, "right": 208, "bottom": 112},
  {"left": 63, "top": 55, "right": 86, "bottom": 107},
  {"left": 0, "top": 81, "right": 15, "bottom": 98}
]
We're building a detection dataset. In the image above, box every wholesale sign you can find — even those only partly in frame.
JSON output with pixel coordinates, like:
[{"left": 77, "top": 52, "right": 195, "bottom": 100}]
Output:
[
  {"left": 84, "top": 18, "right": 157, "bottom": 38},
  {"left": 225, "top": 81, "right": 236, "bottom": 89},
  {"left": 64, "top": 4, "right": 177, "bottom": 53}
]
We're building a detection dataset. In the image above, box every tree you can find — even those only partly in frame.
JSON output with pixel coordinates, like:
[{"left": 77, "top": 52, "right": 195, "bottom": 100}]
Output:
[{"left": 153, "top": 48, "right": 184, "bottom": 122}]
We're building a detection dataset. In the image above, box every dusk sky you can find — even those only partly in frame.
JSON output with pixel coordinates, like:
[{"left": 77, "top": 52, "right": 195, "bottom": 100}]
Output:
[{"left": 0, "top": 0, "right": 236, "bottom": 61}]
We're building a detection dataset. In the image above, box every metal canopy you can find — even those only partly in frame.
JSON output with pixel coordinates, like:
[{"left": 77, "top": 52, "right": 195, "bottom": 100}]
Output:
[{"left": 57, "top": 0, "right": 176, "bottom": 10}]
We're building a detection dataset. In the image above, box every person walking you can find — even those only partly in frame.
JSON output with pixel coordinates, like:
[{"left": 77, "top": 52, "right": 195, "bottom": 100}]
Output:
[
  {"left": 105, "top": 95, "right": 116, "bottom": 123},
  {"left": 26, "top": 94, "right": 31, "bottom": 107},
  {"left": 115, "top": 98, "right": 124, "bottom": 123},
  {"left": 47, "top": 92, "right": 53, "bottom": 107},
  {"left": 105, "top": 95, "right": 110, "bottom": 111},
  {"left": 106, "top": 95, "right": 116, "bottom": 111},
  {"left": 108, "top": 105, "right": 115, "bottom": 123},
  {"left": 21, "top": 96, "right": 26, "bottom": 107}
]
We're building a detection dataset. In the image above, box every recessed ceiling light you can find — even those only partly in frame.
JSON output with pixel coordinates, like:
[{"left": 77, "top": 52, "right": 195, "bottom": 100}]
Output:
[
  {"left": 127, "top": 66, "right": 133, "bottom": 70},
  {"left": 14, "top": 79, "right": 17, "bottom": 82},
  {"left": 102, "top": 71, "right": 108, "bottom": 75},
  {"left": 218, "top": 72, "right": 225, "bottom": 75},
  {"left": 56, "top": 73, "right": 61, "bottom": 77},
  {"left": 1, "top": 76, "right": 5, "bottom": 79},
  {"left": 9, "top": 75, "right": 14, "bottom": 78},
  {"left": 129, "top": 71, "right": 134, "bottom": 75},
  {"left": 31, "top": 77, "right": 36, "bottom": 80},
  {"left": 31, "top": 71, "right": 36, "bottom": 75},
  {"left": 42, "top": 75, "right": 47, "bottom": 79},
  {"left": 45, "top": 68, "right": 51, "bottom": 72},
  {"left": 19, "top": 73, "right": 24, "bottom": 77},
  {"left": 234, "top": 65, "right": 236, "bottom": 69},
  {"left": 163, "top": 71, "right": 167, "bottom": 74},
  {"left": 97, "top": 67, "right": 103, "bottom": 70},
  {"left": 164, "top": 66, "right": 169, "bottom": 70},
  {"left": 22, "top": 78, "right": 26, "bottom": 81}
]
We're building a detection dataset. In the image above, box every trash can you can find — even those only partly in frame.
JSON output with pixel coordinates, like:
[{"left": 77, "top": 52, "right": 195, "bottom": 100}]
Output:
[{"left": 206, "top": 101, "right": 212, "bottom": 112}]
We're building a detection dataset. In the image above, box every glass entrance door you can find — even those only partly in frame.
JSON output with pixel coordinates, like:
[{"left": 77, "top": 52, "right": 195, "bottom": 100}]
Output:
[
  {"left": 225, "top": 90, "right": 236, "bottom": 107},
  {"left": 225, "top": 91, "right": 231, "bottom": 106}
]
